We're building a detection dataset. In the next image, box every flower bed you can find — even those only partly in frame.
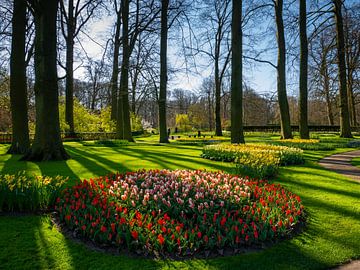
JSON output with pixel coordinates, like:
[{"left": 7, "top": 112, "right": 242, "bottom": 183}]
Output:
[
  {"left": 56, "top": 170, "right": 305, "bottom": 257},
  {"left": 201, "top": 144, "right": 304, "bottom": 178},
  {"left": 0, "top": 172, "right": 67, "bottom": 212}
]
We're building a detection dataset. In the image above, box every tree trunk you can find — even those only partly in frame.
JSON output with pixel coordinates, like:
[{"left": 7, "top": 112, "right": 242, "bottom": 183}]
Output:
[
  {"left": 320, "top": 47, "right": 334, "bottom": 126},
  {"left": 231, "top": 0, "right": 244, "bottom": 144},
  {"left": 8, "top": 0, "right": 30, "bottom": 155},
  {"left": 333, "top": 0, "right": 352, "bottom": 137},
  {"left": 298, "top": 0, "right": 309, "bottom": 139},
  {"left": 207, "top": 91, "right": 213, "bottom": 131},
  {"left": 22, "top": 0, "right": 69, "bottom": 161},
  {"left": 344, "top": 20, "right": 357, "bottom": 127},
  {"left": 65, "top": 0, "right": 75, "bottom": 135},
  {"left": 214, "top": 58, "right": 222, "bottom": 136},
  {"left": 110, "top": 8, "right": 121, "bottom": 121},
  {"left": 275, "top": 0, "right": 292, "bottom": 139},
  {"left": 116, "top": 0, "right": 133, "bottom": 142},
  {"left": 159, "top": 0, "right": 169, "bottom": 143}
]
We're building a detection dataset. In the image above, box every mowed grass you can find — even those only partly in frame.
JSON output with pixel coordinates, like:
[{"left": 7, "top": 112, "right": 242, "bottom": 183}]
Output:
[
  {"left": 0, "top": 136, "right": 359, "bottom": 270},
  {"left": 352, "top": 157, "right": 360, "bottom": 168}
]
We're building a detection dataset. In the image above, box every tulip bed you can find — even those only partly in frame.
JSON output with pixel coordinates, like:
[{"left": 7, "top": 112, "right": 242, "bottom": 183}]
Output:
[{"left": 56, "top": 169, "right": 305, "bottom": 257}]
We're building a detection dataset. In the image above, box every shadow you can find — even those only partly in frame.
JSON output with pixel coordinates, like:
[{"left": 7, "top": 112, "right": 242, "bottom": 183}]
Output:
[{"left": 65, "top": 145, "right": 130, "bottom": 175}]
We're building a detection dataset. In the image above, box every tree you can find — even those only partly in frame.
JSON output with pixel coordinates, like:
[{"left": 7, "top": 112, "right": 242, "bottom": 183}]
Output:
[
  {"left": 59, "top": 0, "right": 100, "bottom": 135},
  {"left": 22, "top": 0, "right": 69, "bottom": 161},
  {"left": 109, "top": 0, "right": 121, "bottom": 121},
  {"left": 333, "top": 0, "right": 352, "bottom": 138},
  {"left": 274, "top": 0, "right": 292, "bottom": 139},
  {"left": 8, "top": 0, "right": 30, "bottom": 154},
  {"left": 230, "top": 0, "right": 245, "bottom": 144},
  {"left": 159, "top": 0, "right": 169, "bottom": 143},
  {"left": 344, "top": 5, "right": 360, "bottom": 126},
  {"left": 116, "top": 0, "right": 133, "bottom": 141},
  {"left": 298, "top": 0, "right": 309, "bottom": 139},
  {"left": 197, "top": 0, "right": 232, "bottom": 137}
]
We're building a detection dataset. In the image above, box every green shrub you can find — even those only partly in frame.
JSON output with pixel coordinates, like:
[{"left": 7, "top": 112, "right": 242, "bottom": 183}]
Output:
[
  {"left": 270, "top": 139, "right": 336, "bottom": 151},
  {"left": 82, "top": 140, "right": 130, "bottom": 147},
  {"left": 0, "top": 172, "right": 67, "bottom": 212}
]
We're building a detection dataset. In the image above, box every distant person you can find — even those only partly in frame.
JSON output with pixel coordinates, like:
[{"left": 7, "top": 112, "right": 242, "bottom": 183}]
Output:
[
  {"left": 198, "top": 130, "right": 201, "bottom": 137},
  {"left": 175, "top": 127, "right": 178, "bottom": 134},
  {"left": 167, "top": 128, "right": 171, "bottom": 137}
]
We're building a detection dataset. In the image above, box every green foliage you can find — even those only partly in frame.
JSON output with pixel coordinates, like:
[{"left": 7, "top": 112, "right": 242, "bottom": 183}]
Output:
[
  {"left": 82, "top": 140, "right": 130, "bottom": 147},
  {"left": 270, "top": 139, "right": 336, "bottom": 151},
  {"left": 175, "top": 114, "right": 191, "bottom": 132},
  {"left": 130, "top": 112, "right": 143, "bottom": 132},
  {"left": 59, "top": 98, "right": 100, "bottom": 132},
  {"left": 99, "top": 107, "right": 116, "bottom": 132},
  {"left": 58, "top": 101, "right": 143, "bottom": 133},
  {"left": 0, "top": 172, "right": 67, "bottom": 212}
]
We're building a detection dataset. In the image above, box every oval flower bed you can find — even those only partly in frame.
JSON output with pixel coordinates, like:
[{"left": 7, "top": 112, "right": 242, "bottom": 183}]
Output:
[
  {"left": 55, "top": 170, "right": 305, "bottom": 257},
  {"left": 201, "top": 144, "right": 304, "bottom": 178}
]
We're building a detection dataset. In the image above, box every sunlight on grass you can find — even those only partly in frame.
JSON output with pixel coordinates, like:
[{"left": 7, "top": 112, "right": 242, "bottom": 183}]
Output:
[{"left": 0, "top": 136, "right": 359, "bottom": 269}]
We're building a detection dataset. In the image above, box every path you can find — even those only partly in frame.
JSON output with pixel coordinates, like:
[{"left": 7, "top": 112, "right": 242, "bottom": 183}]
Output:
[
  {"left": 318, "top": 149, "right": 360, "bottom": 270},
  {"left": 319, "top": 150, "right": 360, "bottom": 182}
]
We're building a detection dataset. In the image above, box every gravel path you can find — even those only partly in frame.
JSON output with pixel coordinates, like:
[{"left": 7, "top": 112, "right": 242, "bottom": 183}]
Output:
[{"left": 318, "top": 149, "right": 360, "bottom": 270}]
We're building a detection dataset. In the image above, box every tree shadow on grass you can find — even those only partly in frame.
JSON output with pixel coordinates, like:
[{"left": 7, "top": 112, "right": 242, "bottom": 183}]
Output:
[
  {"left": 111, "top": 145, "right": 235, "bottom": 173},
  {"left": 65, "top": 145, "right": 130, "bottom": 176}
]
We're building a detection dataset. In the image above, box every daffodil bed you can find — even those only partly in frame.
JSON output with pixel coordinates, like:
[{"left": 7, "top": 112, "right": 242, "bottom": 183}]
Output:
[
  {"left": 56, "top": 169, "right": 305, "bottom": 258},
  {"left": 201, "top": 144, "right": 304, "bottom": 178}
]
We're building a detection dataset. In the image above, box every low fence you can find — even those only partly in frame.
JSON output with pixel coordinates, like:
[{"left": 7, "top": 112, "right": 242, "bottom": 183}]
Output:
[
  {"left": 0, "top": 126, "right": 359, "bottom": 144},
  {"left": 0, "top": 131, "right": 144, "bottom": 144}
]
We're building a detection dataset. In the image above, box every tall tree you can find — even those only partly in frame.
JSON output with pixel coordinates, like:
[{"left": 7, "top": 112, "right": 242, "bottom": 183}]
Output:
[
  {"left": 230, "top": 0, "right": 244, "bottom": 144},
  {"left": 116, "top": 0, "right": 133, "bottom": 141},
  {"left": 159, "top": 0, "right": 169, "bottom": 143},
  {"left": 333, "top": 0, "right": 352, "bottom": 138},
  {"left": 298, "top": 0, "right": 309, "bottom": 139},
  {"left": 22, "top": 0, "right": 69, "bottom": 161},
  {"left": 344, "top": 6, "right": 360, "bottom": 127},
  {"left": 274, "top": 0, "right": 292, "bottom": 139},
  {"left": 8, "top": 0, "right": 30, "bottom": 154},
  {"left": 59, "top": 0, "right": 99, "bottom": 135},
  {"left": 109, "top": 1, "right": 121, "bottom": 121}
]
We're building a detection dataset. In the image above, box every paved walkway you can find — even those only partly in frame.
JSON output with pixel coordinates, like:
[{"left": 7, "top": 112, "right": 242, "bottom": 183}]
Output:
[
  {"left": 319, "top": 150, "right": 360, "bottom": 182},
  {"left": 318, "top": 150, "right": 360, "bottom": 270}
]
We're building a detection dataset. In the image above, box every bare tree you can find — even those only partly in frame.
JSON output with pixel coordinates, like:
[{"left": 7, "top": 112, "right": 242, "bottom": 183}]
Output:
[
  {"left": 59, "top": 0, "right": 100, "bottom": 135},
  {"left": 274, "top": 0, "right": 292, "bottom": 139},
  {"left": 159, "top": 0, "right": 169, "bottom": 143},
  {"left": 333, "top": 0, "right": 352, "bottom": 137},
  {"left": 8, "top": 0, "right": 30, "bottom": 154},
  {"left": 298, "top": 0, "right": 309, "bottom": 139}
]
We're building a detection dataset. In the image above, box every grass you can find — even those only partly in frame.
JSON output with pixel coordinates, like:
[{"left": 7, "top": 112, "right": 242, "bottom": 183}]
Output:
[
  {"left": 352, "top": 157, "right": 360, "bottom": 168},
  {"left": 0, "top": 135, "right": 360, "bottom": 269}
]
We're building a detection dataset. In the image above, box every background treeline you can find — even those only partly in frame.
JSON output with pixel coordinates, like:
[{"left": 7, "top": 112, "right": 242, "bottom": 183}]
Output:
[{"left": 0, "top": 0, "right": 359, "bottom": 160}]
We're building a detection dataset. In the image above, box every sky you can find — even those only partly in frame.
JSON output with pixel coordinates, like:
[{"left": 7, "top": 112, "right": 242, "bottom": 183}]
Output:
[{"left": 72, "top": 7, "right": 281, "bottom": 97}]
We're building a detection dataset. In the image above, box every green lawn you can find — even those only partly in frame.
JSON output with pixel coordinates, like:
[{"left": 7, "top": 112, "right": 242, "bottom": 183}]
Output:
[
  {"left": 0, "top": 137, "right": 359, "bottom": 269},
  {"left": 352, "top": 157, "right": 360, "bottom": 168}
]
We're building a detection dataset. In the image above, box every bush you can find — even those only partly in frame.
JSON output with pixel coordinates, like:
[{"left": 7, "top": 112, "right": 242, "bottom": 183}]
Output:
[
  {"left": 0, "top": 172, "right": 67, "bottom": 212},
  {"left": 347, "top": 140, "right": 360, "bottom": 148},
  {"left": 56, "top": 170, "right": 305, "bottom": 256},
  {"left": 173, "top": 136, "right": 230, "bottom": 145},
  {"left": 82, "top": 140, "right": 130, "bottom": 147}
]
